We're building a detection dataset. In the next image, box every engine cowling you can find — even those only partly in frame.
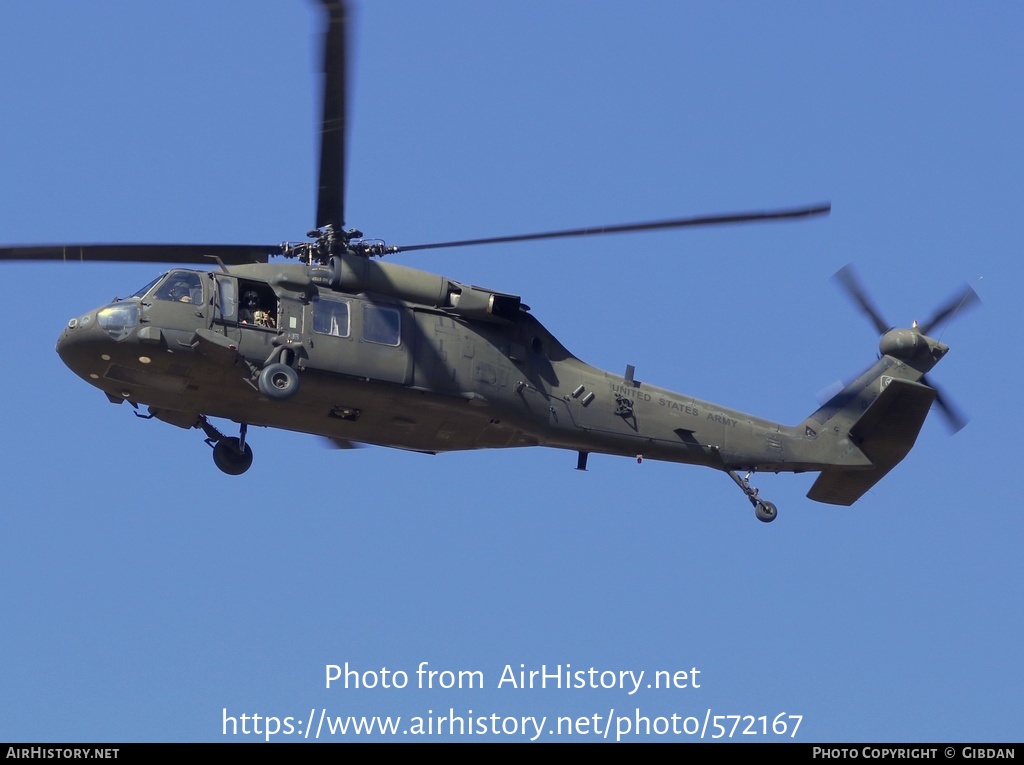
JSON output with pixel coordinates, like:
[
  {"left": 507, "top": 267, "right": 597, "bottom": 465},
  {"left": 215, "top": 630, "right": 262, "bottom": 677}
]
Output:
[{"left": 309, "top": 252, "right": 521, "bottom": 324}]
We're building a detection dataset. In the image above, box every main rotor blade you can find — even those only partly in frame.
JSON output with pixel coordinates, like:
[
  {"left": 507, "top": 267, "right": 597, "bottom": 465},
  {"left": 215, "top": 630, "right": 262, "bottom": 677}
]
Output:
[
  {"left": 919, "top": 283, "right": 980, "bottom": 336},
  {"left": 834, "top": 264, "right": 890, "bottom": 336},
  {"left": 0, "top": 244, "right": 277, "bottom": 266},
  {"left": 321, "top": 437, "right": 365, "bottom": 450},
  {"left": 394, "top": 202, "right": 831, "bottom": 253},
  {"left": 315, "top": 0, "right": 351, "bottom": 233}
]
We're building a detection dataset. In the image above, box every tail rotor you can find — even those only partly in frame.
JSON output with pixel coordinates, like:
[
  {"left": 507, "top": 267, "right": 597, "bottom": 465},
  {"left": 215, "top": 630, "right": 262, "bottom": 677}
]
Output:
[{"left": 833, "top": 265, "right": 978, "bottom": 434}]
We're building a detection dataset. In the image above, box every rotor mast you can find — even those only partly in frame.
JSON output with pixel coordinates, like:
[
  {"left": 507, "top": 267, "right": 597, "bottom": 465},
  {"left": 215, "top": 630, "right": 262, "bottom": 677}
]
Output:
[
  {"left": 287, "top": 0, "right": 833, "bottom": 267},
  {"left": 1, "top": 0, "right": 831, "bottom": 270}
]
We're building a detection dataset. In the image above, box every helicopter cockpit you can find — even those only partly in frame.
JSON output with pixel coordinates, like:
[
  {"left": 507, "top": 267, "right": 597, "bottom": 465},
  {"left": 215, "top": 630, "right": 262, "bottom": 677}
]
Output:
[
  {"left": 128, "top": 270, "right": 204, "bottom": 304},
  {"left": 154, "top": 271, "right": 204, "bottom": 304},
  {"left": 130, "top": 275, "right": 163, "bottom": 299},
  {"left": 89, "top": 271, "right": 204, "bottom": 343}
]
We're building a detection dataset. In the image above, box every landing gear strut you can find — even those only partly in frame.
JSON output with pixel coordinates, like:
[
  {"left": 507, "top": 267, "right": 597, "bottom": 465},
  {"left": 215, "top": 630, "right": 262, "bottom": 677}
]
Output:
[
  {"left": 200, "top": 416, "right": 254, "bottom": 475},
  {"left": 727, "top": 470, "right": 777, "bottom": 523}
]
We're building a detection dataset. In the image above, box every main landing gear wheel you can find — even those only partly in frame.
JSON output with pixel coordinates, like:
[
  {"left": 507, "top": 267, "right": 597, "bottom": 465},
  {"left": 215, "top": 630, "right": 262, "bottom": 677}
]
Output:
[
  {"left": 258, "top": 363, "right": 299, "bottom": 400},
  {"left": 200, "top": 418, "right": 254, "bottom": 476},
  {"left": 212, "top": 437, "right": 254, "bottom": 475},
  {"left": 754, "top": 500, "right": 778, "bottom": 524}
]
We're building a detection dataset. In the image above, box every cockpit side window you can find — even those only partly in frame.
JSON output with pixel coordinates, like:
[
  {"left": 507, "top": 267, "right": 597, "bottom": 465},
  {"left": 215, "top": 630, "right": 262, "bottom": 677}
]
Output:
[
  {"left": 155, "top": 271, "right": 203, "bottom": 304},
  {"left": 131, "top": 275, "right": 163, "bottom": 299}
]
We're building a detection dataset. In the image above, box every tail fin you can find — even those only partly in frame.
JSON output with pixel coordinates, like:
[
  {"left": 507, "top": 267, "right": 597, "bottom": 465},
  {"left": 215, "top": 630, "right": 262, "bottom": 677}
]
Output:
[
  {"left": 805, "top": 376, "right": 936, "bottom": 505},
  {"left": 802, "top": 265, "right": 970, "bottom": 506}
]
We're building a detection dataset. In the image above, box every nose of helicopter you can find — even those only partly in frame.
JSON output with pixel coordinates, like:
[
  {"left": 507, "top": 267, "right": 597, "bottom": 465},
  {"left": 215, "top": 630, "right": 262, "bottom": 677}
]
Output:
[
  {"left": 56, "top": 301, "right": 141, "bottom": 386},
  {"left": 56, "top": 308, "right": 105, "bottom": 381}
]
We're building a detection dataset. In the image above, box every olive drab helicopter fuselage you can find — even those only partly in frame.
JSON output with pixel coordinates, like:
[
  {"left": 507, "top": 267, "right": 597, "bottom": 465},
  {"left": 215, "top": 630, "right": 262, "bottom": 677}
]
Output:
[
  {"left": 52, "top": 248, "right": 967, "bottom": 523},
  {"left": 3, "top": 1, "right": 976, "bottom": 522}
]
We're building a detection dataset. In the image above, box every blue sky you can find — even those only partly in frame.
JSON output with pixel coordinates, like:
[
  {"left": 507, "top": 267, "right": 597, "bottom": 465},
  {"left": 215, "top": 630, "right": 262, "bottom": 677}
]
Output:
[{"left": 1, "top": 1, "right": 1021, "bottom": 742}]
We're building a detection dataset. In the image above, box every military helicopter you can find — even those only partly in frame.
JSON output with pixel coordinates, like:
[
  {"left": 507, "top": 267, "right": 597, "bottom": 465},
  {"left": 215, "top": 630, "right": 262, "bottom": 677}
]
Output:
[{"left": 0, "top": 1, "right": 976, "bottom": 522}]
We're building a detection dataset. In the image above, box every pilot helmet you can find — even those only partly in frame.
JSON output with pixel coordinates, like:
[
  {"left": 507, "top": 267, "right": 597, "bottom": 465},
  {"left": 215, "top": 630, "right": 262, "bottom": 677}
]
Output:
[{"left": 168, "top": 280, "right": 192, "bottom": 301}]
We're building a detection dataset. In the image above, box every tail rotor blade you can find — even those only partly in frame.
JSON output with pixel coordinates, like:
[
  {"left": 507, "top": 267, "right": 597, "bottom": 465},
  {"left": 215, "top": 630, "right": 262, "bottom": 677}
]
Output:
[
  {"left": 919, "top": 284, "right": 980, "bottom": 336},
  {"left": 924, "top": 374, "right": 969, "bottom": 433},
  {"left": 834, "top": 264, "right": 891, "bottom": 336}
]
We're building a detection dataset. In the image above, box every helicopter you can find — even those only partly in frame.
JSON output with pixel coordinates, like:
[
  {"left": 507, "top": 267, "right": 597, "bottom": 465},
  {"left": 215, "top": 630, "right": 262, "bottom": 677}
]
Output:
[{"left": 0, "top": 1, "right": 977, "bottom": 523}]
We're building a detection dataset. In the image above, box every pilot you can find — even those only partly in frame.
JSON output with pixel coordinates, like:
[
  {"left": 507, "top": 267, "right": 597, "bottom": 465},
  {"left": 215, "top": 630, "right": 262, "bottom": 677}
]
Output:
[{"left": 167, "top": 279, "right": 193, "bottom": 303}]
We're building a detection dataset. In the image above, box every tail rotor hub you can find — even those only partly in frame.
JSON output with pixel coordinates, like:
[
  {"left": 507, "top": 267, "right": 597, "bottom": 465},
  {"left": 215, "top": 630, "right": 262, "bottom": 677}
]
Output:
[{"left": 878, "top": 328, "right": 947, "bottom": 362}]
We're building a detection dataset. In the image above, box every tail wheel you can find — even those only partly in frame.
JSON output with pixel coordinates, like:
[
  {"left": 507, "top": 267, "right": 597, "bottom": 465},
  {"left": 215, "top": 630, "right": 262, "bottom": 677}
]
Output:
[
  {"left": 755, "top": 501, "right": 778, "bottom": 523},
  {"left": 258, "top": 363, "right": 299, "bottom": 400}
]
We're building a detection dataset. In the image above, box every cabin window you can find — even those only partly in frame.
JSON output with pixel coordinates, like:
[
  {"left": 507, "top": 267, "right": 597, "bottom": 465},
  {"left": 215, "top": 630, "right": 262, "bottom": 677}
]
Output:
[
  {"left": 362, "top": 304, "right": 401, "bottom": 346},
  {"left": 312, "top": 296, "right": 350, "bottom": 337},
  {"left": 154, "top": 271, "right": 203, "bottom": 304},
  {"left": 237, "top": 281, "right": 278, "bottom": 329}
]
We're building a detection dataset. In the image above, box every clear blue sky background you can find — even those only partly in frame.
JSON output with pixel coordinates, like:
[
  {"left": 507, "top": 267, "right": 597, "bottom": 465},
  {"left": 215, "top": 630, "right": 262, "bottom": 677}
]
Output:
[{"left": 1, "top": 1, "right": 1020, "bottom": 743}]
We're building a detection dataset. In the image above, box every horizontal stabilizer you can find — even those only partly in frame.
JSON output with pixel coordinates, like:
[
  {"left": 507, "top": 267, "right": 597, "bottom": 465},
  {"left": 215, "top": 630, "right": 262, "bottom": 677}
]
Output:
[{"left": 808, "top": 378, "right": 936, "bottom": 506}]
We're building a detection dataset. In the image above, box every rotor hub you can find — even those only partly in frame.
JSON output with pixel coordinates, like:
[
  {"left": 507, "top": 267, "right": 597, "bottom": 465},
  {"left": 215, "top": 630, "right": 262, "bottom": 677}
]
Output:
[{"left": 878, "top": 328, "right": 948, "bottom": 363}]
